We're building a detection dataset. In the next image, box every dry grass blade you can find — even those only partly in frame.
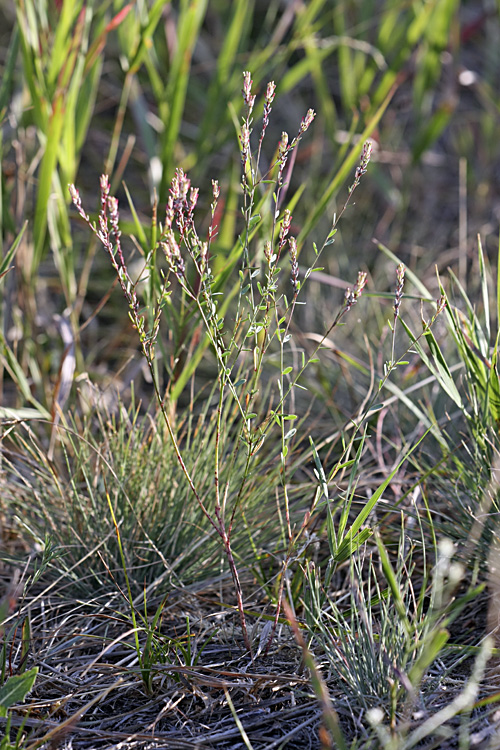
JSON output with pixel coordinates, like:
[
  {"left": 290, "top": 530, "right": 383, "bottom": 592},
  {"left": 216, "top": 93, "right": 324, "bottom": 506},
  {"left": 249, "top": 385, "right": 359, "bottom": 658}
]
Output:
[{"left": 283, "top": 600, "right": 347, "bottom": 750}]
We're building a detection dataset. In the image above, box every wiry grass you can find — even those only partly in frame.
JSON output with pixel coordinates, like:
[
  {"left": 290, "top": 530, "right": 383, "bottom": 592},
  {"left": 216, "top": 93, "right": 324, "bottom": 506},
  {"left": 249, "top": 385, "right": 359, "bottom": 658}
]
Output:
[
  {"left": 2, "top": 1, "right": 500, "bottom": 748},
  {"left": 2, "top": 393, "right": 284, "bottom": 596}
]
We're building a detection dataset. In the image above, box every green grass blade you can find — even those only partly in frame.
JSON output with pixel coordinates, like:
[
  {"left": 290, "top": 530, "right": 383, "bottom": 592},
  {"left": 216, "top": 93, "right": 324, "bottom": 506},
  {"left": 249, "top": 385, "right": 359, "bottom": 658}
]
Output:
[
  {"left": 488, "top": 332, "right": 500, "bottom": 427},
  {"left": 337, "top": 434, "right": 366, "bottom": 542},
  {"left": 0, "top": 338, "right": 50, "bottom": 418},
  {"left": 399, "top": 318, "right": 464, "bottom": 410},
  {"left": 197, "top": 0, "right": 252, "bottom": 155},
  {"left": 375, "top": 533, "right": 412, "bottom": 636},
  {"left": 0, "top": 222, "right": 27, "bottom": 282},
  {"left": 47, "top": 0, "right": 84, "bottom": 89},
  {"left": 478, "top": 235, "right": 491, "bottom": 345},
  {"left": 0, "top": 667, "right": 38, "bottom": 712},
  {"left": 335, "top": 430, "right": 430, "bottom": 563},
  {"left": 497, "top": 230, "right": 500, "bottom": 330},
  {"left": 0, "top": 25, "right": 20, "bottom": 119},
  {"left": 376, "top": 241, "right": 434, "bottom": 301},
  {"left": 159, "top": 0, "right": 208, "bottom": 202},
  {"left": 408, "top": 628, "right": 450, "bottom": 687},
  {"left": 224, "top": 687, "right": 255, "bottom": 750},
  {"left": 33, "top": 93, "right": 65, "bottom": 273},
  {"left": 297, "top": 87, "right": 396, "bottom": 248},
  {"left": 127, "top": 0, "right": 166, "bottom": 74},
  {"left": 412, "top": 103, "right": 454, "bottom": 162},
  {"left": 123, "top": 182, "right": 148, "bottom": 248},
  {"left": 16, "top": 0, "right": 47, "bottom": 130}
]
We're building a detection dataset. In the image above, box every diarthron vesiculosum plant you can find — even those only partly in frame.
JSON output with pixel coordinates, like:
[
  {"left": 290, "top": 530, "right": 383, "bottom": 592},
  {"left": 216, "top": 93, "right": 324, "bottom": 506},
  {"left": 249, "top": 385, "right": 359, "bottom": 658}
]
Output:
[{"left": 69, "top": 72, "right": 373, "bottom": 653}]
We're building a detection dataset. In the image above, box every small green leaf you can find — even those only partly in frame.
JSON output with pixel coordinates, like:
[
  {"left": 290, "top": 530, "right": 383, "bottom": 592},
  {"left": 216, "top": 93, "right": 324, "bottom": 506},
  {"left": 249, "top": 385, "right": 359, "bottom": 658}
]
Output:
[
  {"left": 0, "top": 222, "right": 26, "bottom": 283},
  {"left": 0, "top": 667, "right": 38, "bottom": 711},
  {"left": 334, "top": 528, "right": 373, "bottom": 563},
  {"left": 334, "top": 430, "right": 430, "bottom": 562},
  {"left": 408, "top": 628, "right": 449, "bottom": 687},
  {"left": 310, "top": 437, "right": 328, "bottom": 500},
  {"left": 1, "top": 341, "right": 50, "bottom": 418},
  {"left": 248, "top": 214, "right": 261, "bottom": 229}
]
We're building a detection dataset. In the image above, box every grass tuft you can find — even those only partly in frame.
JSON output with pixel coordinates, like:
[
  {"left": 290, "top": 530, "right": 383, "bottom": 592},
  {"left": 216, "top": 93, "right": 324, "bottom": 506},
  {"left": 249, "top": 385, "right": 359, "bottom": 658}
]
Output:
[{"left": 2, "top": 2, "right": 500, "bottom": 747}]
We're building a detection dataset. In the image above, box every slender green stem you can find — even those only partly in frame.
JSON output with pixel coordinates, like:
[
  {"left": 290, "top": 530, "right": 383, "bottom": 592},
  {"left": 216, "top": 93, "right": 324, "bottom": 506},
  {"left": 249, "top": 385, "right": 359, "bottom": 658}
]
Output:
[{"left": 104, "top": 486, "right": 144, "bottom": 681}]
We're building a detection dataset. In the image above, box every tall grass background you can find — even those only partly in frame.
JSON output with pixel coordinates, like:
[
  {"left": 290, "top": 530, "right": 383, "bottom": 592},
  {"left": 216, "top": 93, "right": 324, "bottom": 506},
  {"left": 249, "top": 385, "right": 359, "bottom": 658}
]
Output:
[{"left": 1, "top": 0, "right": 500, "bottom": 747}]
